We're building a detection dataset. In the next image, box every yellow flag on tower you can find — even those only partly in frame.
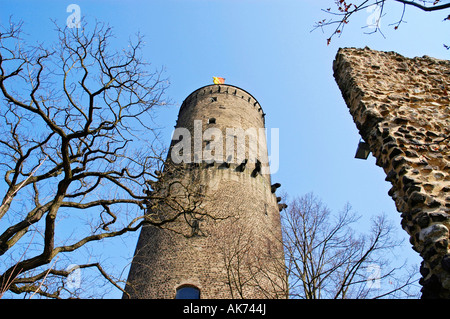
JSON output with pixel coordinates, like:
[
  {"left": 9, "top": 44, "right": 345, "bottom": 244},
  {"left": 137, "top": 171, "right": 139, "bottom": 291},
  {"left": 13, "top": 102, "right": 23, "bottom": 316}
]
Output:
[{"left": 213, "top": 77, "right": 225, "bottom": 84}]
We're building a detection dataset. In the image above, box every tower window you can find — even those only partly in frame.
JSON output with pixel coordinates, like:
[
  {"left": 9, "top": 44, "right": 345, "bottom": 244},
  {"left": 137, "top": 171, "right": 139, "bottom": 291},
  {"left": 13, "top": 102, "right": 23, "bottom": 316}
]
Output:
[
  {"left": 175, "top": 285, "right": 201, "bottom": 299},
  {"left": 210, "top": 97, "right": 217, "bottom": 102},
  {"left": 208, "top": 118, "right": 216, "bottom": 124}
]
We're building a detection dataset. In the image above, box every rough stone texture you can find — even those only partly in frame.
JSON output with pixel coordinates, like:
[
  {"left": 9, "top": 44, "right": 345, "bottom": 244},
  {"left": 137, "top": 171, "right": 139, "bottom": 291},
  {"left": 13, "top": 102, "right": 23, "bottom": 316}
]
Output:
[
  {"left": 123, "top": 84, "right": 287, "bottom": 299},
  {"left": 333, "top": 47, "right": 450, "bottom": 298}
]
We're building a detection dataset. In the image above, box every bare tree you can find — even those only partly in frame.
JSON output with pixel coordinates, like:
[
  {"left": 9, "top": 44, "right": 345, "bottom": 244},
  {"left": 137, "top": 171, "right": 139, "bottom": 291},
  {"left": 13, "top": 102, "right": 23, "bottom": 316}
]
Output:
[
  {"left": 281, "top": 193, "right": 420, "bottom": 299},
  {"left": 313, "top": 0, "right": 450, "bottom": 47},
  {"left": 0, "top": 19, "right": 200, "bottom": 298},
  {"left": 214, "top": 220, "right": 289, "bottom": 299}
]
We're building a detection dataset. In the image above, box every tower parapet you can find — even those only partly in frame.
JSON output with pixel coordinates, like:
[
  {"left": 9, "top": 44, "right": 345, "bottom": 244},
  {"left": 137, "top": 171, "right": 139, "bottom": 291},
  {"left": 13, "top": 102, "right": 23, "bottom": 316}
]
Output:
[{"left": 179, "top": 84, "right": 265, "bottom": 119}]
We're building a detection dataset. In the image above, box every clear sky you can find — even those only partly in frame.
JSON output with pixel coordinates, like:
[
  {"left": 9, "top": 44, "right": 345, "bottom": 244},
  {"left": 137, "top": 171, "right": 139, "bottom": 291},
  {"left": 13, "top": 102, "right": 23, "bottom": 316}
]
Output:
[{"left": 1, "top": 0, "right": 449, "bottom": 298}]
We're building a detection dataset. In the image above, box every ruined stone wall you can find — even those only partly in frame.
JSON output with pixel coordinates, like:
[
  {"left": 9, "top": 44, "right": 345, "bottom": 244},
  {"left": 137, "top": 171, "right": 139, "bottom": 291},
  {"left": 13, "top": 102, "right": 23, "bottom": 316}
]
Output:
[{"left": 333, "top": 47, "right": 450, "bottom": 298}]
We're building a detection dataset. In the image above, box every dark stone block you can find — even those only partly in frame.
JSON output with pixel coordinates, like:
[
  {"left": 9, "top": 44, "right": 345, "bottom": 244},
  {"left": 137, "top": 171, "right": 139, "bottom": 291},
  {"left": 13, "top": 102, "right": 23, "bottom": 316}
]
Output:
[
  {"left": 410, "top": 192, "right": 427, "bottom": 206},
  {"left": 389, "top": 147, "right": 404, "bottom": 159},
  {"left": 441, "top": 254, "right": 450, "bottom": 272},
  {"left": 430, "top": 212, "right": 450, "bottom": 223},
  {"left": 421, "top": 275, "right": 441, "bottom": 299},
  {"left": 415, "top": 213, "right": 430, "bottom": 228}
]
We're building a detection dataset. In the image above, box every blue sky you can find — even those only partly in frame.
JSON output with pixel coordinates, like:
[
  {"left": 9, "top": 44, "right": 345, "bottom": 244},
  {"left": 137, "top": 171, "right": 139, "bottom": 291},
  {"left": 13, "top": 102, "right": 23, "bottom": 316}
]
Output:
[{"left": 1, "top": 0, "right": 449, "bottom": 298}]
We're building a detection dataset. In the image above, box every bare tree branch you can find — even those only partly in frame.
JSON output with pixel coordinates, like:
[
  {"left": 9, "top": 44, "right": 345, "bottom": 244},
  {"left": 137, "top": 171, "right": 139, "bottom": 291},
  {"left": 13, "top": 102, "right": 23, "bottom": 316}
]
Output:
[
  {"left": 281, "top": 193, "right": 420, "bottom": 299},
  {"left": 0, "top": 18, "right": 202, "bottom": 298},
  {"left": 394, "top": 0, "right": 450, "bottom": 11},
  {"left": 313, "top": 0, "right": 450, "bottom": 46}
]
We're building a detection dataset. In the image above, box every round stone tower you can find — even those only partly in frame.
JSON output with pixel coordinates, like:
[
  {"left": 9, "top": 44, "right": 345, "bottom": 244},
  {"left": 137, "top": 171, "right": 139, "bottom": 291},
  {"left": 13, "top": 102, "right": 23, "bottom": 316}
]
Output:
[{"left": 123, "top": 84, "right": 287, "bottom": 299}]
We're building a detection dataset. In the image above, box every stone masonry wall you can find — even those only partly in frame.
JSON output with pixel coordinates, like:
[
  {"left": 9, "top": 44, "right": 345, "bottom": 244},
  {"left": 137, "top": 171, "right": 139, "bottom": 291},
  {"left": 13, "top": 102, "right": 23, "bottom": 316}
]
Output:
[
  {"left": 124, "top": 84, "right": 287, "bottom": 299},
  {"left": 333, "top": 47, "right": 450, "bottom": 298}
]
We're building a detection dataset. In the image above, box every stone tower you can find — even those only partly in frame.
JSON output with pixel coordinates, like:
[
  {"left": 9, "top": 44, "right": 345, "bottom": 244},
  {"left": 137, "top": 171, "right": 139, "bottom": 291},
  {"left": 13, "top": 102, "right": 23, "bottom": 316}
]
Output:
[{"left": 123, "top": 84, "right": 287, "bottom": 299}]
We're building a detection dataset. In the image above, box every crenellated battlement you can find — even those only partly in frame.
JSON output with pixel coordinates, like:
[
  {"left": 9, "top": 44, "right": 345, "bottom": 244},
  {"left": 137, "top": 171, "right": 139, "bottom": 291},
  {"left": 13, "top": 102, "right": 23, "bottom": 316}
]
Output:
[{"left": 179, "top": 84, "right": 265, "bottom": 119}]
